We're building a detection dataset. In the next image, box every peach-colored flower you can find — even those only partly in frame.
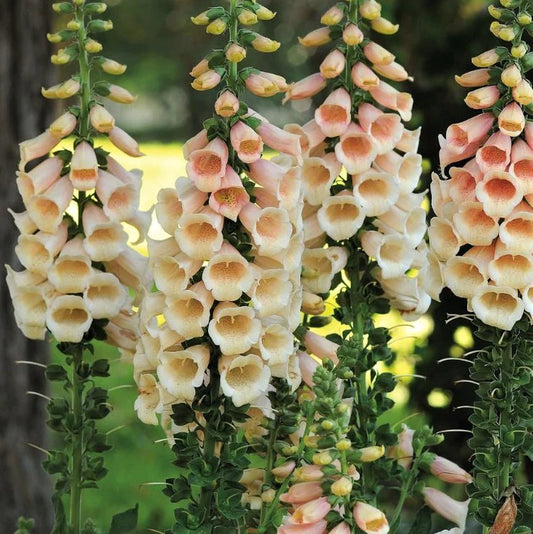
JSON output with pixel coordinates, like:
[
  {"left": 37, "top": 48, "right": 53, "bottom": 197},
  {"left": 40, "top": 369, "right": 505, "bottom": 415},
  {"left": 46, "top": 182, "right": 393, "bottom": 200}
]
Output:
[
  {"left": 186, "top": 137, "right": 228, "bottom": 192},
  {"left": 209, "top": 165, "right": 249, "bottom": 221},
  {"left": 455, "top": 68, "right": 491, "bottom": 87},
  {"left": 364, "top": 41, "right": 394, "bottom": 65},
  {"left": 16, "top": 156, "right": 63, "bottom": 202},
  {"left": 442, "top": 113, "right": 494, "bottom": 155},
  {"left": 372, "top": 61, "right": 412, "bottom": 82},
  {"left": 191, "top": 69, "right": 221, "bottom": 91},
  {"left": 108, "top": 126, "right": 144, "bottom": 157},
  {"left": 498, "top": 102, "right": 526, "bottom": 137},
  {"left": 70, "top": 141, "right": 99, "bottom": 190},
  {"left": 343, "top": 23, "right": 364, "bottom": 46},
  {"left": 358, "top": 104, "right": 403, "bottom": 154},
  {"left": 96, "top": 169, "right": 139, "bottom": 221},
  {"left": 280, "top": 481, "right": 323, "bottom": 505},
  {"left": 315, "top": 88, "right": 352, "bottom": 137},
  {"left": 429, "top": 455, "right": 473, "bottom": 484},
  {"left": 245, "top": 72, "right": 280, "bottom": 97},
  {"left": 335, "top": 123, "right": 377, "bottom": 174},
  {"left": 27, "top": 176, "right": 73, "bottom": 233},
  {"left": 353, "top": 502, "right": 389, "bottom": 534},
  {"left": 284, "top": 73, "right": 327, "bottom": 102},
  {"left": 299, "top": 27, "right": 331, "bottom": 47},
  {"left": 288, "top": 497, "right": 331, "bottom": 525},
  {"left": 369, "top": 81, "right": 412, "bottom": 121},
  {"left": 214, "top": 90, "right": 240, "bottom": 117},
  {"left": 320, "top": 49, "right": 346, "bottom": 79},
  {"left": 352, "top": 62, "right": 380, "bottom": 90},
  {"left": 475, "top": 131, "right": 512, "bottom": 173},
  {"left": 464, "top": 85, "right": 500, "bottom": 109},
  {"left": 230, "top": 121, "right": 263, "bottom": 163}
]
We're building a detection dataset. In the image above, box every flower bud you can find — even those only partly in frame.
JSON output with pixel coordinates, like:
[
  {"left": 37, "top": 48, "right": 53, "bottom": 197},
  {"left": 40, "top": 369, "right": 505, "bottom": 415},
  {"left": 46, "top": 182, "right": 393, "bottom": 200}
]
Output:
[
  {"left": 301, "top": 291, "right": 325, "bottom": 315},
  {"left": 488, "top": 5, "right": 504, "bottom": 19},
  {"left": 261, "top": 489, "right": 276, "bottom": 503},
  {"left": 312, "top": 451, "right": 333, "bottom": 465},
  {"left": 215, "top": 90, "right": 240, "bottom": 117},
  {"left": 191, "top": 11, "right": 211, "bottom": 25},
  {"left": 336, "top": 439, "right": 351, "bottom": 451},
  {"left": 501, "top": 64, "right": 522, "bottom": 87},
  {"left": 66, "top": 20, "right": 81, "bottom": 31},
  {"left": 299, "top": 27, "right": 331, "bottom": 47},
  {"left": 51, "top": 47, "right": 77, "bottom": 65},
  {"left": 49, "top": 112, "right": 77, "bottom": 138},
  {"left": 331, "top": 477, "right": 353, "bottom": 497},
  {"left": 511, "top": 42, "right": 527, "bottom": 58},
  {"left": 360, "top": 0, "right": 381, "bottom": 19},
  {"left": 84, "top": 2, "right": 107, "bottom": 14},
  {"left": 42, "top": 79, "right": 80, "bottom": 99},
  {"left": 499, "top": 101, "right": 526, "bottom": 136},
  {"left": 353, "top": 502, "right": 389, "bottom": 534},
  {"left": 251, "top": 34, "right": 280, "bottom": 53},
  {"left": 320, "top": 49, "right": 346, "bottom": 79},
  {"left": 271, "top": 461, "right": 296, "bottom": 480},
  {"left": 238, "top": 9, "right": 258, "bottom": 25},
  {"left": 47, "top": 30, "right": 75, "bottom": 43},
  {"left": 245, "top": 72, "right": 279, "bottom": 97},
  {"left": 87, "top": 19, "right": 113, "bottom": 32},
  {"left": 95, "top": 83, "right": 136, "bottom": 104},
  {"left": 512, "top": 78, "right": 533, "bottom": 105},
  {"left": 226, "top": 43, "right": 247, "bottom": 62},
  {"left": 190, "top": 58, "right": 210, "bottom": 78},
  {"left": 321, "top": 5, "right": 344, "bottom": 25},
  {"left": 343, "top": 24, "right": 364, "bottom": 45},
  {"left": 85, "top": 38, "right": 103, "bottom": 53},
  {"left": 371, "top": 17, "right": 399, "bottom": 35},
  {"left": 191, "top": 70, "right": 222, "bottom": 92},
  {"left": 256, "top": 5, "right": 276, "bottom": 20},
  {"left": 357, "top": 445, "right": 385, "bottom": 462},
  {"left": 97, "top": 57, "right": 127, "bottom": 75},
  {"left": 455, "top": 68, "right": 491, "bottom": 87},
  {"left": 304, "top": 435, "right": 319, "bottom": 448},
  {"left": 90, "top": 104, "right": 115, "bottom": 133},
  {"left": 52, "top": 2, "right": 74, "bottom": 13},
  {"left": 472, "top": 48, "right": 501, "bottom": 67},
  {"left": 206, "top": 18, "right": 227, "bottom": 35},
  {"left": 427, "top": 454, "right": 473, "bottom": 484},
  {"left": 518, "top": 12, "right": 532, "bottom": 25}
]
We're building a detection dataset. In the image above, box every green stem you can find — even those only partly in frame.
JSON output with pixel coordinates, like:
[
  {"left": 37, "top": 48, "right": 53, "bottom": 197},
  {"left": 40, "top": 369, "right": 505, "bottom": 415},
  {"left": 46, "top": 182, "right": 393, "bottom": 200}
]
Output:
[
  {"left": 389, "top": 460, "right": 419, "bottom": 533},
  {"left": 348, "top": 0, "right": 359, "bottom": 24},
  {"left": 227, "top": 0, "right": 240, "bottom": 94},
  {"left": 76, "top": 6, "right": 91, "bottom": 140},
  {"left": 70, "top": 345, "right": 84, "bottom": 534},
  {"left": 259, "top": 420, "right": 280, "bottom": 526}
]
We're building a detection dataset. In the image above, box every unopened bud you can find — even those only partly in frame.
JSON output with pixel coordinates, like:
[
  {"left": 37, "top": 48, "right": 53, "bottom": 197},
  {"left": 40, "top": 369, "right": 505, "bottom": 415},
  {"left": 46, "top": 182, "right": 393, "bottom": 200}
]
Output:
[
  {"left": 238, "top": 9, "right": 258, "bottom": 25},
  {"left": 97, "top": 57, "right": 127, "bottom": 75},
  {"left": 501, "top": 64, "right": 522, "bottom": 87},
  {"left": 226, "top": 43, "right": 247, "bottom": 63},
  {"left": 66, "top": 20, "right": 81, "bottom": 31},
  {"left": 51, "top": 47, "right": 77, "bottom": 65},
  {"left": 215, "top": 90, "right": 240, "bottom": 118},
  {"left": 336, "top": 439, "right": 352, "bottom": 451},
  {"left": 511, "top": 43, "right": 527, "bottom": 58},
  {"left": 89, "top": 104, "right": 115, "bottom": 133},
  {"left": 518, "top": 12, "right": 532, "bottom": 25},
  {"left": 488, "top": 5, "right": 504, "bottom": 19},
  {"left": 191, "top": 70, "right": 222, "bottom": 92},
  {"left": 299, "top": 27, "right": 331, "bottom": 47},
  {"left": 358, "top": 445, "right": 385, "bottom": 462},
  {"left": 85, "top": 3, "right": 108, "bottom": 14},
  {"left": 472, "top": 48, "right": 501, "bottom": 67},
  {"left": 256, "top": 5, "right": 276, "bottom": 21},
  {"left": 47, "top": 30, "right": 75, "bottom": 43},
  {"left": 251, "top": 34, "right": 280, "bottom": 53},
  {"left": 87, "top": 19, "right": 113, "bottom": 33},
  {"left": 206, "top": 18, "right": 227, "bottom": 35},
  {"left": 343, "top": 24, "right": 364, "bottom": 46},
  {"left": 304, "top": 435, "right": 319, "bottom": 448},
  {"left": 52, "top": 2, "right": 74, "bottom": 13},
  {"left": 85, "top": 39, "right": 103, "bottom": 53},
  {"left": 42, "top": 79, "right": 80, "bottom": 99},
  {"left": 359, "top": 0, "right": 381, "bottom": 20},
  {"left": 282, "top": 445, "right": 298, "bottom": 456},
  {"left": 321, "top": 420, "right": 335, "bottom": 431},
  {"left": 312, "top": 452, "right": 333, "bottom": 466},
  {"left": 73, "top": 0, "right": 84, "bottom": 5},
  {"left": 261, "top": 489, "right": 276, "bottom": 503},
  {"left": 331, "top": 477, "right": 353, "bottom": 496},
  {"left": 371, "top": 17, "right": 399, "bottom": 35},
  {"left": 513, "top": 79, "right": 533, "bottom": 105},
  {"left": 321, "top": 5, "right": 344, "bottom": 25},
  {"left": 190, "top": 58, "right": 210, "bottom": 78},
  {"left": 191, "top": 11, "right": 210, "bottom": 25}
]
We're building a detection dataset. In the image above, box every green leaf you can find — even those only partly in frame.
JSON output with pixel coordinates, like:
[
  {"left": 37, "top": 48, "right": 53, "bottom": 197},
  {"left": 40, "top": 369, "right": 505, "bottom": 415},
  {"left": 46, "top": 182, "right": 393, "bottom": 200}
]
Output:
[
  {"left": 407, "top": 506, "right": 432, "bottom": 534},
  {"left": 108, "top": 504, "right": 138, "bottom": 534}
]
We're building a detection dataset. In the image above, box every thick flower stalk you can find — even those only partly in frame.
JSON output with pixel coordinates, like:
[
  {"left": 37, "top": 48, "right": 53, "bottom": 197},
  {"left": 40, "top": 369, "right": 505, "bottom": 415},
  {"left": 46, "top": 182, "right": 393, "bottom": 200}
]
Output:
[
  {"left": 265, "top": 1, "right": 470, "bottom": 533},
  {"left": 430, "top": 0, "right": 533, "bottom": 530},
  {"left": 7, "top": 1, "right": 148, "bottom": 532},
  {"left": 133, "top": 1, "right": 304, "bottom": 530}
]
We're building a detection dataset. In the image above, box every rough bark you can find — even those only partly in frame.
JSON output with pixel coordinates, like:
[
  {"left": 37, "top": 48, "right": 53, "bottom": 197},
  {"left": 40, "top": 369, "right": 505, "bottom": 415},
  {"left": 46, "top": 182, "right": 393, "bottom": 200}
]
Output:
[{"left": 0, "top": 1, "right": 54, "bottom": 532}]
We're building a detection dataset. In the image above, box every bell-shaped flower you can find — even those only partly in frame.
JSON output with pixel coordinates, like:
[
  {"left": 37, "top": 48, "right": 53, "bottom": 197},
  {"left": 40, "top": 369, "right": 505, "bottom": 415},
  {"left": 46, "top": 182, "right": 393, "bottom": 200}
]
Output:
[
  {"left": 107, "top": 127, "right": 142, "bottom": 159},
  {"left": 442, "top": 113, "right": 494, "bottom": 155},
  {"left": 373, "top": 61, "right": 412, "bottom": 82},
  {"left": 364, "top": 41, "right": 394, "bottom": 65},
  {"left": 452, "top": 202, "right": 499, "bottom": 246},
  {"left": 428, "top": 455, "right": 472, "bottom": 484},
  {"left": 455, "top": 68, "right": 491, "bottom": 88},
  {"left": 428, "top": 218, "right": 462, "bottom": 261},
  {"left": 191, "top": 69, "right": 221, "bottom": 91},
  {"left": 301, "top": 154, "right": 340, "bottom": 206},
  {"left": 488, "top": 242, "right": 533, "bottom": 289},
  {"left": 96, "top": 169, "right": 139, "bottom": 222},
  {"left": 239, "top": 203, "right": 292, "bottom": 258},
  {"left": 475, "top": 131, "right": 512, "bottom": 173},
  {"left": 84, "top": 271, "right": 127, "bottom": 319},
  {"left": 475, "top": 171, "right": 522, "bottom": 218},
  {"left": 444, "top": 256, "right": 487, "bottom": 299},
  {"left": 163, "top": 282, "right": 213, "bottom": 339},
  {"left": 46, "top": 294, "right": 92, "bottom": 343},
  {"left": 278, "top": 521, "right": 327, "bottom": 534},
  {"left": 354, "top": 170, "right": 400, "bottom": 216},
  {"left": 499, "top": 211, "right": 533, "bottom": 253},
  {"left": 387, "top": 424, "right": 414, "bottom": 469},
  {"left": 298, "top": 350, "right": 319, "bottom": 387},
  {"left": 230, "top": 121, "right": 263, "bottom": 163},
  {"left": 203, "top": 242, "right": 254, "bottom": 301},
  {"left": 219, "top": 353, "right": 270, "bottom": 407},
  {"left": 447, "top": 165, "right": 478, "bottom": 204},
  {"left": 9, "top": 210, "right": 38, "bottom": 235},
  {"left": 215, "top": 90, "right": 240, "bottom": 118},
  {"left": 499, "top": 102, "right": 525, "bottom": 137},
  {"left": 15, "top": 221, "right": 68, "bottom": 276},
  {"left": 353, "top": 502, "right": 390, "bottom": 534},
  {"left": 303, "top": 330, "right": 339, "bottom": 363},
  {"left": 19, "top": 131, "right": 62, "bottom": 168},
  {"left": 284, "top": 73, "right": 327, "bottom": 103},
  {"left": 16, "top": 156, "right": 63, "bottom": 203},
  {"left": 186, "top": 137, "right": 229, "bottom": 192},
  {"left": 358, "top": 104, "right": 403, "bottom": 155},
  {"left": 304, "top": 213, "right": 326, "bottom": 248},
  {"left": 315, "top": 88, "right": 352, "bottom": 137},
  {"left": 379, "top": 276, "right": 431, "bottom": 321},
  {"left": 422, "top": 488, "right": 469, "bottom": 530},
  {"left": 105, "top": 247, "right": 150, "bottom": 293},
  {"left": 208, "top": 302, "right": 262, "bottom": 355},
  {"left": 27, "top": 176, "right": 73, "bottom": 233},
  {"left": 134, "top": 374, "right": 160, "bottom": 426},
  {"left": 464, "top": 85, "right": 500, "bottom": 109},
  {"left": 471, "top": 285, "right": 525, "bottom": 330},
  {"left": 369, "top": 81, "right": 412, "bottom": 121},
  {"left": 175, "top": 206, "right": 224, "bottom": 260},
  {"left": 288, "top": 497, "right": 331, "bottom": 525},
  {"left": 82, "top": 202, "right": 128, "bottom": 262},
  {"left": 49, "top": 235, "right": 92, "bottom": 293},
  {"left": 396, "top": 126, "right": 421, "bottom": 153},
  {"left": 70, "top": 141, "right": 99, "bottom": 190},
  {"left": 301, "top": 246, "right": 348, "bottom": 294},
  {"left": 317, "top": 191, "right": 365, "bottom": 240},
  {"left": 154, "top": 254, "right": 202, "bottom": 296},
  {"left": 251, "top": 269, "right": 292, "bottom": 317},
  {"left": 258, "top": 319, "right": 294, "bottom": 366},
  {"left": 352, "top": 62, "right": 381, "bottom": 90},
  {"left": 89, "top": 104, "right": 115, "bottom": 133},
  {"left": 509, "top": 139, "right": 533, "bottom": 194},
  {"left": 361, "top": 231, "right": 414, "bottom": 279},
  {"left": 335, "top": 123, "right": 377, "bottom": 174},
  {"left": 182, "top": 129, "right": 209, "bottom": 159},
  {"left": 376, "top": 205, "right": 426, "bottom": 248},
  {"left": 209, "top": 165, "right": 249, "bottom": 221},
  {"left": 320, "top": 49, "right": 346, "bottom": 79},
  {"left": 157, "top": 344, "right": 210, "bottom": 401}
]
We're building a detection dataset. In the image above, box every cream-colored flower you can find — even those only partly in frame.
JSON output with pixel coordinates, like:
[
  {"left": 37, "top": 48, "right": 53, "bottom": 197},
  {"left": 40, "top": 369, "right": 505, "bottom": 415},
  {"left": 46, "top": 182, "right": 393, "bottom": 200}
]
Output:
[{"left": 46, "top": 294, "right": 92, "bottom": 342}]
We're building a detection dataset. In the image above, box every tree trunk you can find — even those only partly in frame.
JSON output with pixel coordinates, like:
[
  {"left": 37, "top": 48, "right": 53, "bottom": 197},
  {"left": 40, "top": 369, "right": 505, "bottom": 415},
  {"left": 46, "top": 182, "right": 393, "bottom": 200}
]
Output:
[{"left": 0, "top": 1, "right": 54, "bottom": 532}]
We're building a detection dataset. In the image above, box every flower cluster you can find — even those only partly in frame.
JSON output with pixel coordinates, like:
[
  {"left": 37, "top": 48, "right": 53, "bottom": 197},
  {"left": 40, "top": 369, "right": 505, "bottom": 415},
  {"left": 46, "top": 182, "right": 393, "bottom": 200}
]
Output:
[
  {"left": 133, "top": 0, "right": 303, "bottom": 438},
  {"left": 430, "top": 3, "right": 533, "bottom": 331},
  {"left": 7, "top": 0, "right": 147, "bottom": 354},
  {"left": 285, "top": 0, "right": 430, "bottom": 322}
]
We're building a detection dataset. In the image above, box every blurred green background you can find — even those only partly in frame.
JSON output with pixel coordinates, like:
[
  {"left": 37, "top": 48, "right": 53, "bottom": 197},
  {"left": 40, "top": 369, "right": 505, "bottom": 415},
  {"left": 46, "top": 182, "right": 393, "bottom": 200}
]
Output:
[{"left": 48, "top": 0, "right": 509, "bottom": 531}]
